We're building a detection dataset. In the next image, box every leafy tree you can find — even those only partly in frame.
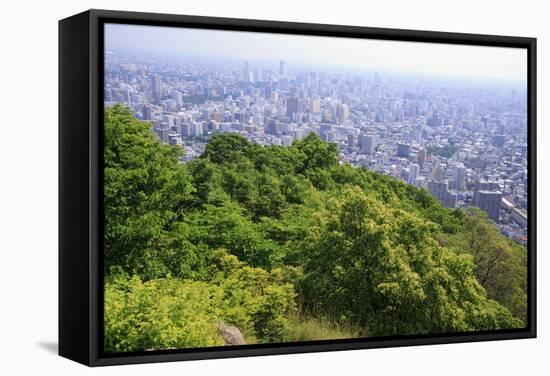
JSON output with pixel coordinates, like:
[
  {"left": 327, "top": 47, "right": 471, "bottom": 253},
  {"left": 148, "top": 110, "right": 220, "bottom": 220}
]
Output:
[
  {"left": 184, "top": 202, "right": 285, "bottom": 268},
  {"left": 300, "top": 186, "right": 522, "bottom": 336},
  {"left": 293, "top": 133, "right": 339, "bottom": 174},
  {"left": 187, "top": 158, "right": 230, "bottom": 206},
  {"left": 103, "top": 105, "right": 195, "bottom": 276},
  {"left": 203, "top": 132, "right": 251, "bottom": 164},
  {"left": 443, "top": 209, "right": 527, "bottom": 323}
]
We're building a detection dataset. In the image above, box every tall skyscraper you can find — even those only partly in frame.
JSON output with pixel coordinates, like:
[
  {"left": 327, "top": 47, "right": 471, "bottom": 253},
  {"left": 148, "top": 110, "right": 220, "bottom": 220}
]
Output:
[
  {"left": 279, "top": 60, "right": 286, "bottom": 76},
  {"left": 476, "top": 190, "right": 502, "bottom": 221},
  {"left": 408, "top": 163, "right": 420, "bottom": 185},
  {"left": 454, "top": 163, "right": 466, "bottom": 191},
  {"left": 243, "top": 61, "right": 249, "bottom": 79},
  {"left": 242, "top": 61, "right": 253, "bottom": 82},
  {"left": 359, "top": 134, "right": 376, "bottom": 155},
  {"left": 151, "top": 74, "right": 161, "bottom": 104}
]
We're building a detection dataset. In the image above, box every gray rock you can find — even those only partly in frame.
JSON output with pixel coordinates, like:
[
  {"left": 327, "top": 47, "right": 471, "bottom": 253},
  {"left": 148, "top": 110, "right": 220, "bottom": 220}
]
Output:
[{"left": 217, "top": 321, "right": 246, "bottom": 345}]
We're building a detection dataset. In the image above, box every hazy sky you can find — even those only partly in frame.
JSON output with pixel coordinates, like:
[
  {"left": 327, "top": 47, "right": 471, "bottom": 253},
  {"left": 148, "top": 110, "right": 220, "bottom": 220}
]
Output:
[{"left": 105, "top": 23, "right": 527, "bottom": 82}]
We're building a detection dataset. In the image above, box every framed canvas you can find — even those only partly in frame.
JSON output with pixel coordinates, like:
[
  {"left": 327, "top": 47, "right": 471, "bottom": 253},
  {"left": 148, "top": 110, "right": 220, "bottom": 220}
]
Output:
[{"left": 59, "top": 9, "right": 536, "bottom": 366}]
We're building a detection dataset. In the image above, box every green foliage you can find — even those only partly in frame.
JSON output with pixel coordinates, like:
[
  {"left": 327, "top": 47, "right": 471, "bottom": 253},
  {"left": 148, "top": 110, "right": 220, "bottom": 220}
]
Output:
[
  {"left": 203, "top": 132, "right": 252, "bottom": 164},
  {"left": 441, "top": 208, "right": 527, "bottom": 322},
  {"left": 105, "top": 251, "right": 296, "bottom": 352},
  {"left": 300, "top": 187, "right": 522, "bottom": 336},
  {"left": 104, "top": 274, "right": 224, "bottom": 352},
  {"left": 293, "top": 132, "right": 339, "bottom": 173},
  {"left": 103, "top": 108, "right": 527, "bottom": 352},
  {"left": 284, "top": 311, "right": 360, "bottom": 342},
  {"left": 183, "top": 203, "right": 286, "bottom": 268},
  {"left": 186, "top": 158, "right": 229, "bottom": 206},
  {"left": 428, "top": 140, "right": 459, "bottom": 158},
  {"left": 103, "top": 105, "right": 195, "bottom": 277}
]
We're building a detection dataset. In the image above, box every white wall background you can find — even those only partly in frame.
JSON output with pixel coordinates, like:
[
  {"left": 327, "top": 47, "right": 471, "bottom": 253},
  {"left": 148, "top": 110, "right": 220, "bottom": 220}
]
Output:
[{"left": 0, "top": 0, "right": 547, "bottom": 374}]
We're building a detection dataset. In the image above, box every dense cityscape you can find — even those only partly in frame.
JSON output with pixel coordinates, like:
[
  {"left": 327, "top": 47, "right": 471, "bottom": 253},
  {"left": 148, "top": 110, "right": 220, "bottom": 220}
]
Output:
[{"left": 104, "top": 52, "right": 528, "bottom": 246}]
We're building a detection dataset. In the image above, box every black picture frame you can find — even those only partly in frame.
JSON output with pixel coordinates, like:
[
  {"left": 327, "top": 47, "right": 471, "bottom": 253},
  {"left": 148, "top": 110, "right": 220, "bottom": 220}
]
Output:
[{"left": 59, "top": 9, "right": 537, "bottom": 367}]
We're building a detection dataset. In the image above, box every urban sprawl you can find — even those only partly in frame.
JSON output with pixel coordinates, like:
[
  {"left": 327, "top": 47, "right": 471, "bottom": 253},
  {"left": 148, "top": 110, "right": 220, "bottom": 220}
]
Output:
[{"left": 105, "top": 52, "right": 528, "bottom": 246}]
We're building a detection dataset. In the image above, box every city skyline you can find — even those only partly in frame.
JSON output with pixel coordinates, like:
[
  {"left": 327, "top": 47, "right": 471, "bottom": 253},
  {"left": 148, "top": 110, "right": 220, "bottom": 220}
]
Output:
[
  {"left": 104, "top": 24, "right": 528, "bottom": 247},
  {"left": 105, "top": 23, "right": 527, "bottom": 82}
]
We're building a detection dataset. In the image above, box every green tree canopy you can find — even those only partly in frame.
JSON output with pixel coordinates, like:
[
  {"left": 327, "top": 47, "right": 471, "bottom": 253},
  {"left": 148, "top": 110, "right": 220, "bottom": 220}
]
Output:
[
  {"left": 103, "top": 104, "right": 195, "bottom": 276},
  {"left": 300, "top": 186, "right": 522, "bottom": 336},
  {"left": 103, "top": 108, "right": 527, "bottom": 351}
]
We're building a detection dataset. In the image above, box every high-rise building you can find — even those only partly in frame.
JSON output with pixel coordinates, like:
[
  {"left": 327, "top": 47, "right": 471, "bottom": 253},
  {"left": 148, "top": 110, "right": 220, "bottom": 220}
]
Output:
[
  {"left": 397, "top": 143, "right": 411, "bottom": 158},
  {"left": 474, "top": 179, "right": 500, "bottom": 205},
  {"left": 408, "top": 163, "right": 420, "bottom": 185},
  {"left": 359, "top": 134, "right": 376, "bottom": 155},
  {"left": 253, "top": 69, "right": 262, "bottom": 83},
  {"left": 310, "top": 97, "right": 321, "bottom": 113},
  {"left": 417, "top": 148, "right": 426, "bottom": 166},
  {"left": 191, "top": 122, "right": 203, "bottom": 137},
  {"left": 178, "top": 123, "right": 191, "bottom": 137},
  {"left": 309, "top": 72, "right": 317, "bottom": 85},
  {"left": 286, "top": 97, "right": 300, "bottom": 116},
  {"left": 428, "top": 180, "right": 449, "bottom": 204},
  {"left": 278, "top": 77, "right": 289, "bottom": 91},
  {"left": 319, "top": 123, "right": 333, "bottom": 141},
  {"left": 336, "top": 104, "right": 350, "bottom": 123},
  {"left": 243, "top": 61, "right": 250, "bottom": 80},
  {"left": 142, "top": 104, "right": 153, "bottom": 120},
  {"left": 266, "top": 121, "right": 282, "bottom": 135},
  {"left": 151, "top": 74, "right": 161, "bottom": 104},
  {"left": 476, "top": 190, "right": 503, "bottom": 221},
  {"left": 155, "top": 122, "right": 171, "bottom": 142},
  {"left": 347, "top": 134, "right": 357, "bottom": 151},
  {"left": 432, "top": 161, "right": 445, "bottom": 181},
  {"left": 446, "top": 191, "right": 458, "bottom": 208},
  {"left": 454, "top": 163, "right": 466, "bottom": 191},
  {"left": 172, "top": 90, "right": 183, "bottom": 108},
  {"left": 264, "top": 86, "right": 273, "bottom": 99},
  {"left": 428, "top": 180, "right": 456, "bottom": 208},
  {"left": 279, "top": 60, "right": 286, "bottom": 76}
]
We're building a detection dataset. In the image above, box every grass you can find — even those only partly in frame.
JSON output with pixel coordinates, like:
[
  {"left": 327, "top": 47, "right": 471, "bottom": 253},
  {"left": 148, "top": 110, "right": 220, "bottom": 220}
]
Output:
[{"left": 283, "top": 312, "right": 362, "bottom": 342}]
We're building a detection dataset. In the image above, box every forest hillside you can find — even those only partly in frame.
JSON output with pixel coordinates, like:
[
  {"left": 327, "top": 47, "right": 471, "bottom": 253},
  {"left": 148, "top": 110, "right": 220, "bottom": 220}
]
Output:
[{"left": 103, "top": 105, "right": 526, "bottom": 352}]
